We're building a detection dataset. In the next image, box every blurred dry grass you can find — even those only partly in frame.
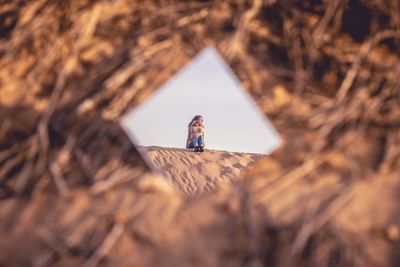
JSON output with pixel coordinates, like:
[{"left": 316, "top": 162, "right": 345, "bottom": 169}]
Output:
[{"left": 1, "top": 0, "right": 400, "bottom": 266}]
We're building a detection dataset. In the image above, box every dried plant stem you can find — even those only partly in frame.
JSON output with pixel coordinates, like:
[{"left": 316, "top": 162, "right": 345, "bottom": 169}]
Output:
[
  {"left": 0, "top": 118, "right": 11, "bottom": 141},
  {"left": 49, "top": 161, "right": 69, "bottom": 195},
  {"left": 253, "top": 153, "right": 329, "bottom": 204},
  {"left": 82, "top": 222, "right": 125, "bottom": 267},
  {"left": 15, "top": 137, "right": 39, "bottom": 193},
  {"left": 336, "top": 30, "right": 400, "bottom": 101},
  {"left": 281, "top": 185, "right": 356, "bottom": 267},
  {"left": 90, "top": 167, "right": 143, "bottom": 194},
  {"left": 312, "top": 0, "right": 341, "bottom": 47},
  {"left": 36, "top": 4, "right": 103, "bottom": 181}
]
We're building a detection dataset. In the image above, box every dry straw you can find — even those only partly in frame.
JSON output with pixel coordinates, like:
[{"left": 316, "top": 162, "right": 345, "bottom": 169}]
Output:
[{"left": 1, "top": 0, "right": 400, "bottom": 266}]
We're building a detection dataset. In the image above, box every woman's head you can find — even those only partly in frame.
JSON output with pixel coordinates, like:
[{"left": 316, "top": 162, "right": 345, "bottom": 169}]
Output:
[{"left": 189, "top": 115, "right": 203, "bottom": 126}]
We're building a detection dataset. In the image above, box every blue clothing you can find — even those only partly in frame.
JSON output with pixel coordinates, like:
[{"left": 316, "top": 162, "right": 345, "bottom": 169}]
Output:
[{"left": 188, "top": 135, "right": 203, "bottom": 148}]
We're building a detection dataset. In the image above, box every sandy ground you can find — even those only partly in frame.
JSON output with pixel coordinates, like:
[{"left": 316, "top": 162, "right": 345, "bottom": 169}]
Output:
[{"left": 139, "top": 146, "right": 264, "bottom": 195}]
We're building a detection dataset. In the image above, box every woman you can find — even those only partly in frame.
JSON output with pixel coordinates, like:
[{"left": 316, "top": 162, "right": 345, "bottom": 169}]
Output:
[{"left": 186, "top": 115, "right": 205, "bottom": 152}]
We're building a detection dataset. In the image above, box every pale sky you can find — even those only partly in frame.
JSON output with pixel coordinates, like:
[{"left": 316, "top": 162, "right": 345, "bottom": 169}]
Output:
[{"left": 121, "top": 47, "right": 281, "bottom": 154}]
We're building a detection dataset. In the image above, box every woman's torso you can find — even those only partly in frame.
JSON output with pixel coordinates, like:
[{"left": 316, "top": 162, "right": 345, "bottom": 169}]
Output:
[{"left": 189, "top": 125, "right": 204, "bottom": 140}]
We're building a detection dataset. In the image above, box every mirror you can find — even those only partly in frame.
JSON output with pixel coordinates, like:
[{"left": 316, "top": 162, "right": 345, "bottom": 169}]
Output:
[{"left": 121, "top": 47, "right": 281, "bottom": 195}]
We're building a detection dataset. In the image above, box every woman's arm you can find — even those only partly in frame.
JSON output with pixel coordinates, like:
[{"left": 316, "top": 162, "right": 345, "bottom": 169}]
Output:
[
  {"left": 202, "top": 126, "right": 205, "bottom": 147},
  {"left": 186, "top": 126, "right": 191, "bottom": 148}
]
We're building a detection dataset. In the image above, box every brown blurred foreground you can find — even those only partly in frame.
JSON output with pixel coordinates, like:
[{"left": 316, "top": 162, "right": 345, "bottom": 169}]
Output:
[{"left": 1, "top": 0, "right": 400, "bottom": 266}]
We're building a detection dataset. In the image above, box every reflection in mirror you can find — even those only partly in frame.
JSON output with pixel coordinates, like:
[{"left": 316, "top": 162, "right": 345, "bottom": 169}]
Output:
[{"left": 121, "top": 47, "right": 281, "bottom": 196}]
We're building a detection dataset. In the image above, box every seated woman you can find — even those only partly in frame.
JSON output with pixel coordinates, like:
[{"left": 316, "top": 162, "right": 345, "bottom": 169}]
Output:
[{"left": 186, "top": 115, "right": 205, "bottom": 152}]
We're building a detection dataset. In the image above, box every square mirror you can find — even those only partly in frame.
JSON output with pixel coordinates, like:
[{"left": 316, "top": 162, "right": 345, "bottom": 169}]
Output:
[{"left": 121, "top": 47, "right": 282, "bottom": 195}]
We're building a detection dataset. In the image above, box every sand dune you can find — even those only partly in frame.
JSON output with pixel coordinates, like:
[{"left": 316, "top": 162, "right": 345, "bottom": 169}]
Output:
[{"left": 139, "top": 146, "right": 264, "bottom": 195}]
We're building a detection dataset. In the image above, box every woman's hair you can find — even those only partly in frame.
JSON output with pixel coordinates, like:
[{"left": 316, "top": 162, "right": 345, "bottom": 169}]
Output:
[{"left": 188, "top": 115, "right": 203, "bottom": 127}]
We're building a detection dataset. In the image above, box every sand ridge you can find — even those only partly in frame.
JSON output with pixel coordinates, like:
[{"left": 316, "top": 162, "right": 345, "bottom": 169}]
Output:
[{"left": 139, "top": 146, "right": 264, "bottom": 195}]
